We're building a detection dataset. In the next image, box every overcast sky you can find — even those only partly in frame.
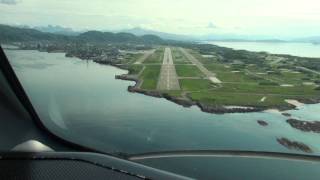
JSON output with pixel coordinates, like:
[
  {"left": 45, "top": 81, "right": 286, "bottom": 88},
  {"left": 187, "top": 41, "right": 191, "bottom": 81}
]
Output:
[{"left": 1, "top": 0, "right": 320, "bottom": 38}]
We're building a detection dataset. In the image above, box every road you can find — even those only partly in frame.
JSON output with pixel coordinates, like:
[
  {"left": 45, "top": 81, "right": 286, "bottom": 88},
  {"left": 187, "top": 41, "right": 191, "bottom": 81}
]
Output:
[
  {"left": 157, "top": 47, "right": 181, "bottom": 90},
  {"left": 179, "top": 48, "right": 222, "bottom": 83},
  {"left": 134, "top": 50, "right": 155, "bottom": 64},
  {"left": 297, "top": 66, "right": 320, "bottom": 75}
]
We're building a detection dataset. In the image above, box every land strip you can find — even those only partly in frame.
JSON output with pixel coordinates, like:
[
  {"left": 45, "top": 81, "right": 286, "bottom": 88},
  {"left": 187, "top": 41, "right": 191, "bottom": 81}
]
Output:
[{"left": 157, "top": 47, "right": 181, "bottom": 90}]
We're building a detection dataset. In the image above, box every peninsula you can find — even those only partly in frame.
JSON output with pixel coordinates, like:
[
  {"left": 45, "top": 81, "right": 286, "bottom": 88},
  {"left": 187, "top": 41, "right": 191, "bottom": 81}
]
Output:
[{"left": 115, "top": 45, "right": 320, "bottom": 113}]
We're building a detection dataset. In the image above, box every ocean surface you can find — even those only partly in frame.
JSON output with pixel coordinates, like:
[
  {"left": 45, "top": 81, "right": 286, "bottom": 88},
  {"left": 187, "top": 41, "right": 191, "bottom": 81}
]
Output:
[
  {"left": 209, "top": 41, "right": 320, "bottom": 58},
  {"left": 4, "top": 44, "right": 320, "bottom": 156}
]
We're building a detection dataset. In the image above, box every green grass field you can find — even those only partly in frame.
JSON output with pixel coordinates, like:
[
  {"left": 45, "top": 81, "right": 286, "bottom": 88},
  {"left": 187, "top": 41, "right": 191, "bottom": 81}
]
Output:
[
  {"left": 205, "top": 63, "right": 229, "bottom": 72},
  {"left": 180, "top": 79, "right": 216, "bottom": 91},
  {"left": 123, "top": 53, "right": 144, "bottom": 64},
  {"left": 215, "top": 72, "right": 258, "bottom": 83},
  {"left": 139, "top": 65, "right": 161, "bottom": 89},
  {"left": 124, "top": 46, "right": 320, "bottom": 109},
  {"left": 128, "top": 64, "right": 143, "bottom": 75},
  {"left": 175, "top": 65, "right": 205, "bottom": 77},
  {"left": 213, "top": 83, "right": 319, "bottom": 96},
  {"left": 188, "top": 91, "right": 291, "bottom": 108},
  {"left": 172, "top": 48, "right": 192, "bottom": 64}
]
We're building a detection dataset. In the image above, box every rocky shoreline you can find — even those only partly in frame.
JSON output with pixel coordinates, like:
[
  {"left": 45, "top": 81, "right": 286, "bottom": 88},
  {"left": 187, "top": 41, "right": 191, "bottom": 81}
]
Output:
[{"left": 277, "top": 137, "right": 313, "bottom": 153}]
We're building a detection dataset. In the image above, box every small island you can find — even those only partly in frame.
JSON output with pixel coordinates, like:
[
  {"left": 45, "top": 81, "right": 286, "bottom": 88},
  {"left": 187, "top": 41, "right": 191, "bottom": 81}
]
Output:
[
  {"left": 277, "top": 137, "right": 313, "bottom": 153},
  {"left": 257, "top": 120, "right": 268, "bottom": 126},
  {"left": 287, "top": 118, "right": 320, "bottom": 133}
]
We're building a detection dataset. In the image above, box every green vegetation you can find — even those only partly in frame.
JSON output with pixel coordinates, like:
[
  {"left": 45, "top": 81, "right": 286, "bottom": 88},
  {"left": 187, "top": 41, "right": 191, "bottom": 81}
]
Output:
[
  {"left": 172, "top": 46, "right": 320, "bottom": 110},
  {"left": 215, "top": 72, "right": 257, "bottom": 83},
  {"left": 164, "top": 90, "right": 183, "bottom": 97},
  {"left": 175, "top": 65, "right": 204, "bottom": 77},
  {"left": 123, "top": 53, "right": 144, "bottom": 65},
  {"left": 0, "top": 24, "right": 166, "bottom": 44},
  {"left": 128, "top": 64, "right": 143, "bottom": 75},
  {"left": 139, "top": 65, "right": 161, "bottom": 90},
  {"left": 206, "top": 63, "right": 229, "bottom": 71},
  {"left": 180, "top": 79, "right": 215, "bottom": 91},
  {"left": 143, "top": 48, "right": 164, "bottom": 64},
  {"left": 211, "top": 83, "right": 319, "bottom": 96},
  {"left": 172, "top": 48, "right": 192, "bottom": 64},
  {"left": 258, "top": 81, "right": 279, "bottom": 86},
  {"left": 189, "top": 92, "right": 291, "bottom": 108},
  {"left": 0, "top": 24, "right": 71, "bottom": 43},
  {"left": 136, "top": 45, "right": 320, "bottom": 110}
]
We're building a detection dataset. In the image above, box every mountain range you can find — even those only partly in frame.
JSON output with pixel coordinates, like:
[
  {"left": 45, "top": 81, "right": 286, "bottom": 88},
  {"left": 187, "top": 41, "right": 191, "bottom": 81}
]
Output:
[
  {"left": 1, "top": 24, "right": 320, "bottom": 44},
  {"left": 0, "top": 24, "right": 165, "bottom": 44},
  {"left": 119, "top": 27, "right": 320, "bottom": 43}
]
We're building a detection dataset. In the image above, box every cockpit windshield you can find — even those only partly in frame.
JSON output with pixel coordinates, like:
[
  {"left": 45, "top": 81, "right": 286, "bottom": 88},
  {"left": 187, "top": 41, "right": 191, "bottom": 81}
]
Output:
[{"left": 1, "top": 0, "right": 320, "bottom": 158}]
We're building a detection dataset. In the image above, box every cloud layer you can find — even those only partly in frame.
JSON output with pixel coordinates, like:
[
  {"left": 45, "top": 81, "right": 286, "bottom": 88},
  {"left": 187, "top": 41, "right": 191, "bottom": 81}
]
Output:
[{"left": 0, "top": 0, "right": 319, "bottom": 37}]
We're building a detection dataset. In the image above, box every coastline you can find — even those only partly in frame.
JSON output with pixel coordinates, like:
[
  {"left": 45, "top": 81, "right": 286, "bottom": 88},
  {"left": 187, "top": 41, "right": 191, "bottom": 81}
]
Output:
[
  {"left": 8, "top": 47, "right": 320, "bottom": 115},
  {"left": 64, "top": 52, "right": 320, "bottom": 114},
  {"left": 115, "top": 73, "right": 307, "bottom": 114}
]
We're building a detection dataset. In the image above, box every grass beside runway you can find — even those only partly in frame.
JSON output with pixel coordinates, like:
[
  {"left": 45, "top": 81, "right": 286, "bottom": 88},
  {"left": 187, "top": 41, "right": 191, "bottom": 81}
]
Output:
[
  {"left": 128, "top": 64, "right": 143, "bottom": 75},
  {"left": 188, "top": 91, "right": 292, "bottom": 108},
  {"left": 172, "top": 47, "right": 192, "bottom": 64},
  {"left": 139, "top": 65, "right": 161, "bottom": 90},
  {"left": 124, "top": 46, "right": 320, "bottom": 110},
  {"left": 179, "top": 79, "right": 216, "bottom": 91},
  {"left": 143, "top": 47, "right": 164, "bottom": 64},
  {"left": 175, "top": 65, "right": 205, "bottom": 77}
]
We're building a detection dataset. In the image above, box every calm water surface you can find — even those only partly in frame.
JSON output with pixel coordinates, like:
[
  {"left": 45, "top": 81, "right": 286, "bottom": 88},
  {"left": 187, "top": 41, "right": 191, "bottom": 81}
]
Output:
[
  {"left": 209, "top": 41, "right": 320, "bottom": 58},
  {"left": 4, "top": 49, "right": 320, "bottom": 155}
]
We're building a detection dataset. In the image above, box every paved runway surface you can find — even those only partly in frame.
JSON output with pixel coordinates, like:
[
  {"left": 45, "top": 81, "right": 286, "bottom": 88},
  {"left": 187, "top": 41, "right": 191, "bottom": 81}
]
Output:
[
  {"left": 134, "top": 50, "right": 155, "bottom": 64},
  {"left": 179, "top": 48, "right": 222, "bottom": 83},
  {"left": 157, "top": 47, "right": 181, "bottom": 90}
]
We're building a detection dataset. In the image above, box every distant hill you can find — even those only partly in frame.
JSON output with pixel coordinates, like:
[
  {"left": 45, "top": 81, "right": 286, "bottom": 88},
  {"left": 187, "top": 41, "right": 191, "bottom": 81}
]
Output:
[
  {"left": 197, "top": 33, "right": 288, "bottom": 43},
  {"left": 202, "top": 38, "right": 287, "bottom": 43},
  {"left": 33, "top": 25, "right": 81, "bottom": 36},
  {"left": 293, "top": 36, "right": 320, "bottom": 44},
  {"left": 76, "top": 30, "right": 164, "bottom": 44},
  {"left": 0, "top": 24, "right": 71, "bottom": 43},
  {"left": 121, "top": 28, "right": 291, "bottom": 42},
  {"left": 3, "top": 24, "right": 316, "bottom": 45},
  {"left": 0, "top": 24, "right": 165, "bottom": 44},
  {"left": 120, "top": 27, "right": 195, "bottom": 41}
]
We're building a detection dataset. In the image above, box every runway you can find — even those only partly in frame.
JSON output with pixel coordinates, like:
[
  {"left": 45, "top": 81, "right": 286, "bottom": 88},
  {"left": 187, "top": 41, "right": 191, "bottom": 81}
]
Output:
[
  {"left": 179, "top": 48, "right": 222, "bottom": 83},
  {"left": 157, "top": 47, "right": 181, "bottom": 90}
]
